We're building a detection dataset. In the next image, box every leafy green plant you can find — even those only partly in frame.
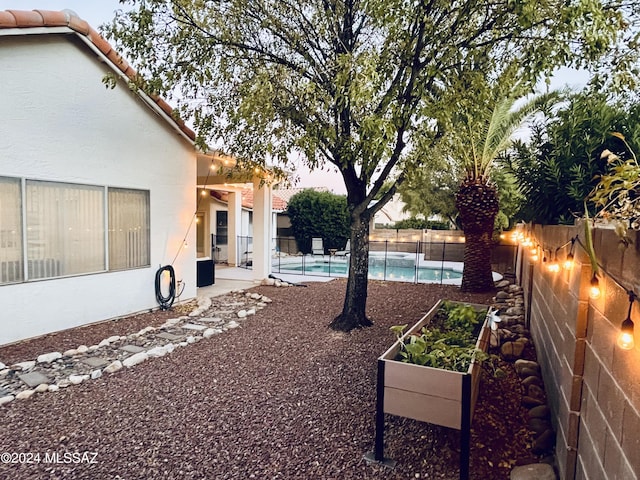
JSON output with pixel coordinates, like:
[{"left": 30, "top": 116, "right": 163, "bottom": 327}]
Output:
[{"left": 391, "top": 302, "right": 487, "bottom": 372}]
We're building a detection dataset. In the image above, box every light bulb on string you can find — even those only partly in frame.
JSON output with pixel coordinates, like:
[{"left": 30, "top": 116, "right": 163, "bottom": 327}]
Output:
[
  {"left": 531, "top": 248, "right": 539, "bottom": 262},
  {"left": 589, "top": 274, "right": 601, "bottom": 299},
  {"left": 617, "top": 291, "right": 636, "bottom": 350},
  {"left": 563, "top": 252, "right": 574, "bottom": 270},
  {"left": 563, "top": 238, "right": 576, "bottom": 270}
]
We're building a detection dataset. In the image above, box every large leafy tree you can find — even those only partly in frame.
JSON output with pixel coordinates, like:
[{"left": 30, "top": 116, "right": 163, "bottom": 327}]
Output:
[
  {"left": 106, "top": 0, "right": 637, "bottom": 330},
  {"left": 507, "top": 93, "right": 640, "bottom": 224}
]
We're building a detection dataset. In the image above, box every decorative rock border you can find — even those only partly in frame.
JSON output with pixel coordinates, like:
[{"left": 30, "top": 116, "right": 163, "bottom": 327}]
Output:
[
  {"left": 491, "top": 280, "right": 558, "bottom": 480},
  {"left": 0, "top": 290, "right": 272, "bottom": 407}
]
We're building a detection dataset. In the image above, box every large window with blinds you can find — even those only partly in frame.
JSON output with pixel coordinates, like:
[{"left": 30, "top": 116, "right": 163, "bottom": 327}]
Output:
[
  {"left": 108, "top": 188, "right": 150, "bottom": 270},
  {"left": 0, "top": 177, "right": 23, "bottom": 283},
  {"left": 0, "top": 176, "right": 150, "bottom": 284}
]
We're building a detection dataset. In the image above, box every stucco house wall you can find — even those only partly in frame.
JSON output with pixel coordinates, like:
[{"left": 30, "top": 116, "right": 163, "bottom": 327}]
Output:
[{"left": 0, "top": 30, "right": 196, "bottom": 345}]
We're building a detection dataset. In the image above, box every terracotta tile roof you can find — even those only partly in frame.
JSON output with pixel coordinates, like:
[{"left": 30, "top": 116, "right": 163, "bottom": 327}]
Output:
[{"left": 0, "top": 9, "right": 196, "bottom": 142}]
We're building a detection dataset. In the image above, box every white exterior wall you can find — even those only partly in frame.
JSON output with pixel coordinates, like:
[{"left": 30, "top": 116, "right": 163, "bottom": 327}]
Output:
[{"left": 0, "top": 34, "right": 196, "bottom": 345}]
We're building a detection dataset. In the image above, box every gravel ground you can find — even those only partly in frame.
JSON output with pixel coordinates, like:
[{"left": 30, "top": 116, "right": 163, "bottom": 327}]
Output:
[{"left": 0, "top": 279, "right": 533, "bottom": 480}]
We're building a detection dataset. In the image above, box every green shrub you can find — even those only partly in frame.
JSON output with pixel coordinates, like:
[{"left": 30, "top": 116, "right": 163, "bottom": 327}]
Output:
[{"left": 286, "top": 189, "right": 349, "bottom": 253}]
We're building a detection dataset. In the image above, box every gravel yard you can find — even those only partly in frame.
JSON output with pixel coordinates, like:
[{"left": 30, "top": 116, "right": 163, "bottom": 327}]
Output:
[{"left": 0, "top": 279, "right": 535, "bottom": 479}]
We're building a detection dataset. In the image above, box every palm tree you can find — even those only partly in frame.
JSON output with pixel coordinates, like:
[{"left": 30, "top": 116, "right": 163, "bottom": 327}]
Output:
[{"left": 454, "top": 92, "right": 561, "bottom": 292}]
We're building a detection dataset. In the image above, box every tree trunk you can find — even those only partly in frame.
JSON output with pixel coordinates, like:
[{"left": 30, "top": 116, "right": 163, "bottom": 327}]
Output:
[
  {"left": 455, "top": 180, "right": 499, "bottom": 293},
  {"left": 329, "top": 212, "right": 373, "bottom": 331}
]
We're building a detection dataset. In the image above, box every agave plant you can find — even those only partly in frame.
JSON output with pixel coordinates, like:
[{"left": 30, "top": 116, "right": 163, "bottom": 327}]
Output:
[{"left": 453, "top": 91, "right": 562, "bottom": 292}]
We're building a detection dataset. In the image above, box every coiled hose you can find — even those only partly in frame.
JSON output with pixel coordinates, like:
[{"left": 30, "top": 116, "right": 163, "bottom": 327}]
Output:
[{"left": 155, "top": 265, "right": 176, "bottom": 310}]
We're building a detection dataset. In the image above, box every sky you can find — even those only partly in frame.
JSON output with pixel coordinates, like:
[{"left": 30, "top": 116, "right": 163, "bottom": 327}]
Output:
[{"left": 2, "top": 1, "right": 590, "bottom": 195}]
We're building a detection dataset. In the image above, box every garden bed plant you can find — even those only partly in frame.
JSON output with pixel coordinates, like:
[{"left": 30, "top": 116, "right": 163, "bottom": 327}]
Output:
[
  {"left": 390, "top": 300, "right": 487, "bottom": 372},
  {"left": 368, "top": 300, "right": 491, "bottom": 480}
]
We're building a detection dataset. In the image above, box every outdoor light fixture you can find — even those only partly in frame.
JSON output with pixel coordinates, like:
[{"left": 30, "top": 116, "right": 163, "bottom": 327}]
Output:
[
  {"left": 201, "top": 189, "right": 207, "bottom": 196},
  {"left": 617, "top": 291, "right": 636, "bottom": 350},
  {"left": 531, "top": 249, "right": 539, "bottom": 262},
  {"left": 589, "top": 274, "right": 601, "bottom": 299},
  {"left": 547, "top": 249, "right": 560, "bottom": 273},
  {"left": 563, "top": 238, "right": 576, "bottom": 270},
  {"left": 563, "top": 252, "right": 575, "bottom": 270}
]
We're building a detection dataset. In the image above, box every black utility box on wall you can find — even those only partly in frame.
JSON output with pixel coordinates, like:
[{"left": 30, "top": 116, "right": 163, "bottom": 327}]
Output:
[{"left": 196, "top": 258, "right": 215, "bottom": 287}]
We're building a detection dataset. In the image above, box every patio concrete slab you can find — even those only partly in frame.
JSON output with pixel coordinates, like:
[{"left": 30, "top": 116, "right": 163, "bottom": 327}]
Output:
[{"left": 18, "top": 371, "right": 51, "bottom": 388}]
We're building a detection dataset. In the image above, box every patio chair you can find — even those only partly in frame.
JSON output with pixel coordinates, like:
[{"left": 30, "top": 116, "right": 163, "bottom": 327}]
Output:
[
  {"left": 312, "top": 237, "right": 324, "bottom": 255},
  {"left": 335, "top": 240, "right": 350, "bottom": 256}
]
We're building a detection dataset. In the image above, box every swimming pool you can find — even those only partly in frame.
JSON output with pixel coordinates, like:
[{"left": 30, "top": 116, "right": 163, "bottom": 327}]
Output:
[{"left": 272, "top": 256, "right": 464, "bottom": 284}]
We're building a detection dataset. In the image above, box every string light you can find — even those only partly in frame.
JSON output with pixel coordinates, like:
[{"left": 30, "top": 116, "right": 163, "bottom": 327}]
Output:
[
  {"left": 531, "top": 248, "right": 539, "bottom": 262},
  {"left": 589, "top": 274, "right": 601, "bottom": 299},
  {"left": 617, "top": 291, "right": 636, "bottom": 350},
  {"left": 520, "top": 229, "right": 638, "bottom": 350},
  {"left": 563, "top": 238, "right": 576, "bottom": 270}
]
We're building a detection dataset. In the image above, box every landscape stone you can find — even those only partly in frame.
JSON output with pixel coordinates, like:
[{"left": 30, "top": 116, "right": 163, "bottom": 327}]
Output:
[
  {"left": 0, "top": 289, "right": 273, "bottom": 403},
  {"left": 527, "top": 384, "right": 545, "bottom": 400},
  {"left": 120, "top": 344, "right": 146, "bottom": 354},
  {"left": 122, "top": 352, "right": 148, "bottom": 368},
  {"left": 203, "top": 328, "right": 216, "bottom": 338},
  {"left": 532, "top": 429, "right": 556, "bottom": 455},
  {"left": 181, "top": 323, "right": 207, "bottom": 331},
  {"left": 0, "top": 395, "right": 15, "bottom": 405},
  {"left": 81, "top": 357, "right": 109, "bottom": 368},
  {"left": 35, "top": 384, "right": 49, "bottom": 393},
  {"left": 37, "top": 352, "right": 62, "bottom": 364},
  {"left": 18, "top": 371, "right": 51, "bottom": 388},
  {"left": 147, "top": 346, "right": 169, "bottom": 358},
  {"left": 13, "top": 361, "right": 36, "bottom": 371},
  {"left": 496, "top": 291, "right": 510, "bottom": 299},
  {"left": 104, "top": 360, "right": 123, "bottom": 374},
  {"left": 16, "top": 390, "right": 35, "bottom": 400},
  {"left": 495, "top": 279, "right": 510, "bottom": 288},
  {"left": 237, "top": 310, "right": 248, "bottom": 318},
  {"left": 522, "top": 376, "right": 543, "bottom": 388},
  {"left": 510, "top": 463, "right": 556, "bottom": 480},
  {"left": 501, "top": 341, "right": 525, "bottom": 360},
  {"left": 522, "top": 396, "right": 545, "bottom": 408},
  {"left": 529, "top": 405, "right": 550, "bottom": 419},
  {"left": 520, "top": 367, "right": 540, "bottom": 379},
  {"left": 156, "top": 332, "right": 183, "bottom": 341}
]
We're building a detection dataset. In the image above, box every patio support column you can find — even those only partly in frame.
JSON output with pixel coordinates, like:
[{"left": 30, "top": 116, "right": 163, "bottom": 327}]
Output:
[
  {"left": 252, "top": 177, "right": 272, "bottom": 280},
  {"left": 227, "top": 191, "right": 242, "bottom": 266}
]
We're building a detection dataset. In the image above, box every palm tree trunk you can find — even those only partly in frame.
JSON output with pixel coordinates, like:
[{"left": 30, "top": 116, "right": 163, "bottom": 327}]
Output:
[{"left": 456, "top": 180, "right": 499, "bottom": 292}]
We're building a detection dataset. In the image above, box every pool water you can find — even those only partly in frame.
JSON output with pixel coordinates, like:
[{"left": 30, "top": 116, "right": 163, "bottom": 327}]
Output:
[{"left": 283, "top": 262, "right": 462, "bottom": 282}]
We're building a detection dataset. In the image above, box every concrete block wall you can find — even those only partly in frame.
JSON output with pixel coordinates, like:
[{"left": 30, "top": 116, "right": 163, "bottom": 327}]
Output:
[{"left": 520, "top": 225, "right": 640, "bottom": 479}]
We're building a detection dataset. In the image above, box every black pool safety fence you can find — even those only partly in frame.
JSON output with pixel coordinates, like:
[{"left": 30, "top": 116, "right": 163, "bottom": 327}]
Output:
[{"left": 234, "top": 236, "right": 517, "bottom": 285}]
